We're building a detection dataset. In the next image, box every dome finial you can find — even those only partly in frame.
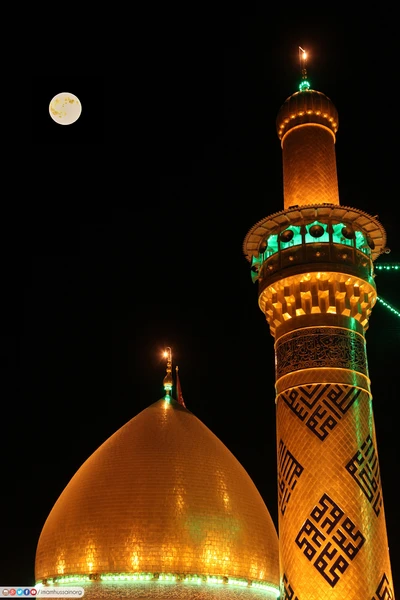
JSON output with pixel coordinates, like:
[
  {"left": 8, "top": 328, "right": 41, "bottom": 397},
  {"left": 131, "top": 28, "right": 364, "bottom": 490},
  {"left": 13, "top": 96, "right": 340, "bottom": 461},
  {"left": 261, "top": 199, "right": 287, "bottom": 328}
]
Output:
[
  {"left": 299, "top": 46, "right": 311, "bottom": 91},
  {"left": 162, "top": 346, "right": 173, "bottom": 400}
]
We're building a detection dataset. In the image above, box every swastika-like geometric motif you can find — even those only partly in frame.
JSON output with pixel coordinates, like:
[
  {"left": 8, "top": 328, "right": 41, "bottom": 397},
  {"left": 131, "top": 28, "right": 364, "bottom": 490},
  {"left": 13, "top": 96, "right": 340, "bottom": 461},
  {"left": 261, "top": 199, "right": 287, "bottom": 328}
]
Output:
[
  {"left": 295, "top": 493, "right": 365, "bottom": 587},
  {"left": 281, "top": 573, "right": 299, "bottom": 599},
  {"left": 278, "top": 439, "right": 304, "bottom": 515},
  {"left": 276, "top": 327, "right": 367, "bottom": 378},
  {"left": 345, "top": 434, "right": 382, "bottom": 516},
  {"left": 280, "top": 383, "right": 361, "bottom": 440},
  {"left": 372, "top": 573, "right": 394, "bottom": 599}
]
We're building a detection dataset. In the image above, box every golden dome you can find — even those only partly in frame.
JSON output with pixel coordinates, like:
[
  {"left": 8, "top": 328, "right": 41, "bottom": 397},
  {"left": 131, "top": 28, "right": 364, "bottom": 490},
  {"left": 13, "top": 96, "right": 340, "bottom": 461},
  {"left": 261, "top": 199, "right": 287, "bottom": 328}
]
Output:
[
  {"left": 276, "top": 89, "right": 339, "bottom": 140},
  {"left": 35, "top": 397, "right": 279, "bottom": 597}
]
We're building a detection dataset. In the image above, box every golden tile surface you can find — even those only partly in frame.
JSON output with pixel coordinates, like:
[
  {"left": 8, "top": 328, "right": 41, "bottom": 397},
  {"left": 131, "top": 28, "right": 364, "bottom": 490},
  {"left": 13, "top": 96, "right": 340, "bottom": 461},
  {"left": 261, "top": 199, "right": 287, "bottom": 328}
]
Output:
[
  {"left": 281, "top": 124, "right": 340, "bottom": 209},
  {"left": 275, "top": 326, "right": 395, "bottom": 599},
  {"left": 35, "top": 398, "right": 279, "bottom": 590}
]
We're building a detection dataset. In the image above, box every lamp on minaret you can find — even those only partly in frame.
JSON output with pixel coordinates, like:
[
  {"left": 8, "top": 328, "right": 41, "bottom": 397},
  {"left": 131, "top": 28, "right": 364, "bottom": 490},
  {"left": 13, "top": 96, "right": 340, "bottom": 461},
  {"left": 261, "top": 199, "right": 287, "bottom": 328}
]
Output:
[{"left": 243, "top": 49, "right": 395, "bottom": 599}]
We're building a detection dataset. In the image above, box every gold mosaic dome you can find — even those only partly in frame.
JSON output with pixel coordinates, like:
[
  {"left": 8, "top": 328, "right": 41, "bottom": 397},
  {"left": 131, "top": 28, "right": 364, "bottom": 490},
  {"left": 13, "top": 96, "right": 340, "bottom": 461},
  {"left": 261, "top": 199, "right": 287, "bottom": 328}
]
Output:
[
  {"left": 35, "top": 396, "right": 280, "bottom": 599},
  {"left": 276, "top": 89, "right": 339, "bottom": 140}
]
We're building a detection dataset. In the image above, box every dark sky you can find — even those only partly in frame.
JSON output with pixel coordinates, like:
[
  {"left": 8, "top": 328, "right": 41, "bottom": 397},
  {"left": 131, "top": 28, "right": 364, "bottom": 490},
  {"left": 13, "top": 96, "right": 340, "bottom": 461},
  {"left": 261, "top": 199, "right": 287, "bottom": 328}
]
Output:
[{"left": 2, "top": 11, "right": 399, "bottom": 594}]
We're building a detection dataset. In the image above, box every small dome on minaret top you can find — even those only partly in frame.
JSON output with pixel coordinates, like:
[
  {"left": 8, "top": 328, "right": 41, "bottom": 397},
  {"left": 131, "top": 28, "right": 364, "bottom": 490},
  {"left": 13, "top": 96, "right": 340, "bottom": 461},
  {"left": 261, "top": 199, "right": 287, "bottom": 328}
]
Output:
[{"left": 276, "top": 89, "right": 339, "bottom": 141}]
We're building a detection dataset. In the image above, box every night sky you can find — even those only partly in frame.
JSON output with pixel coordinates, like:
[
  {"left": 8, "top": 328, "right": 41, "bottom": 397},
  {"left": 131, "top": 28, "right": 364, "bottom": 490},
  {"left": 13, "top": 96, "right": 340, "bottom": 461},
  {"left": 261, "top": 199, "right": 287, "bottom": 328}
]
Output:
[{"left": 3, "top": 12, "right": 399, "bottom": 595}]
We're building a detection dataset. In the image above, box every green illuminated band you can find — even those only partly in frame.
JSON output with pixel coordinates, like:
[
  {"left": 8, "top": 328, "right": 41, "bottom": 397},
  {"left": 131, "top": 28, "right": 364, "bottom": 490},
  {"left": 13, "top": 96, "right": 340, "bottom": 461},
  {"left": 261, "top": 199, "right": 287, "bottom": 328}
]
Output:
[{"left": 36, "top": 573, "right": 280, "bottom": 596}]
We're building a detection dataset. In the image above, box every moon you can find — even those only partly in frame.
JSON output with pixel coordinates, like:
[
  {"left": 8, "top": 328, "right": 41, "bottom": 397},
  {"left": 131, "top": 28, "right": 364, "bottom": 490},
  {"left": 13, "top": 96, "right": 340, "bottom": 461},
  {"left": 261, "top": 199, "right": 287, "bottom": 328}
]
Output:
[{"left": 49, "top": 92, "right": 82, "bottom": 125}]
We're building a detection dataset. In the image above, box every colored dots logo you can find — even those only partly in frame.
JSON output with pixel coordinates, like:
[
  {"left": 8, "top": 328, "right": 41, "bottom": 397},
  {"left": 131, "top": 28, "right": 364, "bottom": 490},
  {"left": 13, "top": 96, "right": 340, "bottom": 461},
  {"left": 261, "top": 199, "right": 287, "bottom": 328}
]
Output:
[{"left": 1, "top": 592, "right": 38, "bottom": 598}]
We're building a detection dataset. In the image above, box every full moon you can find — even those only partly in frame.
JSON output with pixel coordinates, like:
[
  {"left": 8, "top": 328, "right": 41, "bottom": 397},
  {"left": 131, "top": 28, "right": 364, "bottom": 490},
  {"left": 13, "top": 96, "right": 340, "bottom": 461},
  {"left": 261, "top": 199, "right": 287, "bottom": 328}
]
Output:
[{"left": 49, "top": 92, "right": 82, "bottom": 125}]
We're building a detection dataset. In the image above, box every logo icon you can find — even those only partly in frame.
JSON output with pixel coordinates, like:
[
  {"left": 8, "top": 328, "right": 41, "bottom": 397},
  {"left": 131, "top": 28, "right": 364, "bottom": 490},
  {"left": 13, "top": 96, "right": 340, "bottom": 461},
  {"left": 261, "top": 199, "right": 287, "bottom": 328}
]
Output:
[
  {"left": 2, "top": 590, "right": 9, "bottom": 597},
  {"left": 30, "top": 591, "right": 37, "bottom": 597}
]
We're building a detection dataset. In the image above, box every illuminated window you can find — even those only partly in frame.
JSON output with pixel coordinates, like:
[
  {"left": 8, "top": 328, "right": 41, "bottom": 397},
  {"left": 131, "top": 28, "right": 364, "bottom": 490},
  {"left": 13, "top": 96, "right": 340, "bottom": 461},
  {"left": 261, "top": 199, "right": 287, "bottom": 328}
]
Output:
[{"left": 305, "top": 221, "right": 329, "bottom": 244}]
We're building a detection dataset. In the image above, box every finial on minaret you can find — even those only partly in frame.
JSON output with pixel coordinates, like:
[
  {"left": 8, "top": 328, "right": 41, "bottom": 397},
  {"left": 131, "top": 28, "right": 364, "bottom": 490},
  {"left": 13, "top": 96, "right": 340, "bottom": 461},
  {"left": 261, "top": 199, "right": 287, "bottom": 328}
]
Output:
[
  {"left": 298, "top": 46, "right": 310, "bottom": 91},
  {"left": 163, "top": 347, "right": 173, "bottom": 401}
]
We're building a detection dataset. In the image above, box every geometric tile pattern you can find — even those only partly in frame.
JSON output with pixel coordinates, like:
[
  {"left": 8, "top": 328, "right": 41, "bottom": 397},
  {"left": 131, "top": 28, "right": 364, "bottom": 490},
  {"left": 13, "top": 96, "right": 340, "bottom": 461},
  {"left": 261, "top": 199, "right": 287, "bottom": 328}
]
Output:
[
  {"left": 280, "top": 383, "right": 361, "bottom": 440},
  {"left": 278, "top": 440, "right": 304, "bottom": 515},
  {"left": 345, "top": 434, "right": 382, "bottom": 517},
  {"left": 281, "top": 573, "right": 299, "bottom": 599},
  {"left": 372, "top": 573, "right": 395, "bottom": 599},
  {"left": 280, "top": 115, "right": 339, "bottom": 209},
  {"left": 295, "top": 493, "right": 365, "bottom": 588},
  {"left": 276, "top": 327, "right": 368, "bottom": 378},
  {"left": 276, "top": 373, "right": 395, "bottom": 599},
  {"left": 276, "top": 366, "right": 371, "bottom": 396}
]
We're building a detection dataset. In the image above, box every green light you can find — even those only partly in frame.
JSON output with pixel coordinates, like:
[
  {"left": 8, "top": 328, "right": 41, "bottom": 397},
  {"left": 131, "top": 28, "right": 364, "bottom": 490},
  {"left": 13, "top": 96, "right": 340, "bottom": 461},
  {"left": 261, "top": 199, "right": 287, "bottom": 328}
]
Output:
[
  {"left": 207, "top": 576, "right": 224, "bottom": 584},
  {"left": 41, "top": 572, "right": 280, "bottom": 595},
  {"left": 299, "top": 79, "right": 310, "bottom": 91},
  {"left": 264, "top": 235, "right": 279, "bottom": 257},
  {"left": 252, "top": 581, "right": 281, "bottom": 596},
  {"left": 375, "top": 264, "right": 400, "bottom": 322},
  {"left": 376, "top": 296, "right": 400, "bottom": 319},
  {"left": 279, "top": 226, "right": 302, "bottom": 249},
  {"left": 262, "top": 222, "right": 372, "bottom": 257},
  {"left": 375, "top": 263, "right": 400, "bottom": 270},
  {"left": 354, "top": 230, "right": 368, "bottom": 251},
  {"left": 184, "top": 575, "right": 202, "bottom": 584},
  {"left": 228, "top": 577, "right": 248, "bottom": 586},
  {"left": 305, "top": 221, "right": 329, "bottom": 244}
]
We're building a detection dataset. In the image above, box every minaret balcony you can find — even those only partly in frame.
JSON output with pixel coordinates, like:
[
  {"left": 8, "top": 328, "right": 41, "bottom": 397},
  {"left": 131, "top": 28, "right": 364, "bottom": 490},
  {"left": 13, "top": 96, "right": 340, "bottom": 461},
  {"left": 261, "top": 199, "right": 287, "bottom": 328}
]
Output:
[{"left": 256, "top": 242, "right": 375, "bottom": 292}]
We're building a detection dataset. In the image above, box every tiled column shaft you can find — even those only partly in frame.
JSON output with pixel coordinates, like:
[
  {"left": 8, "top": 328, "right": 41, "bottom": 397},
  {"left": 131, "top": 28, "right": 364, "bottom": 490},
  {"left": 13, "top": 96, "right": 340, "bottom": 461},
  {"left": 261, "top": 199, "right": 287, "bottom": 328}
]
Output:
[{"left": 275, "top": 324, "right": 394, "bottom": 600}]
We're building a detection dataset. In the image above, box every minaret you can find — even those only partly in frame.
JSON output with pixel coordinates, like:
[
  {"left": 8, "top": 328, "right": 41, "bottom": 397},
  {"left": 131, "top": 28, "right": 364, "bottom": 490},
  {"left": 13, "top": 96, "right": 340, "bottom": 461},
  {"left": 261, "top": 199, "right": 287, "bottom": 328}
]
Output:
[{"left": 243, "top": 49, "right": 395, "bottom": 599}]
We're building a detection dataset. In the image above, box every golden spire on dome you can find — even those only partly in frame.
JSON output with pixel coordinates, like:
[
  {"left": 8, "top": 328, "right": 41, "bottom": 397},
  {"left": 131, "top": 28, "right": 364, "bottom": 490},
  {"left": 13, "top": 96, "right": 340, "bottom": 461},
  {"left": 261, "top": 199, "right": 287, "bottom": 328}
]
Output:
[{"left": 162, "top": 346, "right": 173, "bottom": 400}]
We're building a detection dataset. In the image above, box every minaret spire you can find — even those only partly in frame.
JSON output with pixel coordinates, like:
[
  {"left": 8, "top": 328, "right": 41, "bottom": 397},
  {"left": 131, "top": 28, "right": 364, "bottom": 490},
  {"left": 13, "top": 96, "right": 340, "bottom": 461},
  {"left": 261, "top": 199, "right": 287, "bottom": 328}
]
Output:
[{"left": 298, "top": 46, "right": 310, "bottom": 91}]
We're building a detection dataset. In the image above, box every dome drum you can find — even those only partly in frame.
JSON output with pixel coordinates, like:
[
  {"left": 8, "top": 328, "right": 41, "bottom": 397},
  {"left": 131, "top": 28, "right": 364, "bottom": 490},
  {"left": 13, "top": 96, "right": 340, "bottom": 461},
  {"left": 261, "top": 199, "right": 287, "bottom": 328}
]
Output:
[{"left": 36, "top": 579, "right": 280, "bottom": 599}]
